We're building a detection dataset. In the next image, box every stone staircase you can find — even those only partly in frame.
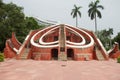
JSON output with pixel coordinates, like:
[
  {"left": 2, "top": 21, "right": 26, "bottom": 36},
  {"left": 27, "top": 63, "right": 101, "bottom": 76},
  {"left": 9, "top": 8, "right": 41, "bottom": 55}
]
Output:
[
  {"left": 58, "top": 52, "right": 67, "bottom": 61},
  {"left": 20, "top": 48, "right": 30, "bottom": 60},
  {"left": 95, "top": 47, "right": 105, "bottom": 61}
]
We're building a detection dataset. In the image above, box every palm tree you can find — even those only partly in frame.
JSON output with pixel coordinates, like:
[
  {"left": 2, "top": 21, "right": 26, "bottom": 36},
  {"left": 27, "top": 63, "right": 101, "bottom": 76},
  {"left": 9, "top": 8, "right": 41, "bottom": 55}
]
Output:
[
  {"left": 71, "top": 5, "right": 82, "bottom": 27},
  {"left": 88, "top": 0, "right": 104, "bottom": 34}
]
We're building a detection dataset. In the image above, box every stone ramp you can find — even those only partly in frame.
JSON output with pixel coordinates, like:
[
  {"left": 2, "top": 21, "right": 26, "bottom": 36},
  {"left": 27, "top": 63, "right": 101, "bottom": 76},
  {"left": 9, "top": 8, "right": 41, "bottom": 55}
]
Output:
[
  {"left": 20, "top": 48, "right": 30, "bottom": 59},
  {"left": 90, "top": 32, "right": 108, "bottom": 60},
  {"left": 17, "top": 31, "right": 32, "bottom": 59},
  {"left": 96, "top": 47, "right": 105, "bottom": 60}
]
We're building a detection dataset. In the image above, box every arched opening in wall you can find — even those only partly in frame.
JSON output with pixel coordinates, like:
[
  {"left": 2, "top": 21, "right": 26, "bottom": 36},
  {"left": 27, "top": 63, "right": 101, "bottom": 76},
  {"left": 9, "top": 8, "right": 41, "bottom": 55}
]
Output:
[
  {"left": 67, "top": 49, "right": 74, "bottom": 60},
  {"left": 51, "top": 49, "right": 58, "bottom": 60}
]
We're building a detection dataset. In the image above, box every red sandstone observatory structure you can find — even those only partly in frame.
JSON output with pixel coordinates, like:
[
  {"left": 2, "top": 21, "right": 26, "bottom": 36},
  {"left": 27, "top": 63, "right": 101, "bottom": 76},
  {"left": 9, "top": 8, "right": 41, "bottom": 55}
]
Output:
[{"left": 4, "top": 24, "right": 120, "bottom": 61}]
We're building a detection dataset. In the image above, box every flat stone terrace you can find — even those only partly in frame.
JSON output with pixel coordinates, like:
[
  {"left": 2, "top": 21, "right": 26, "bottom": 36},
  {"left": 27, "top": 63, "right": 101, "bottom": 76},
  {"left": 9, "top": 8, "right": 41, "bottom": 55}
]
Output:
[{"left": 0, "top": 59, "right": 120, "bottom": 80}]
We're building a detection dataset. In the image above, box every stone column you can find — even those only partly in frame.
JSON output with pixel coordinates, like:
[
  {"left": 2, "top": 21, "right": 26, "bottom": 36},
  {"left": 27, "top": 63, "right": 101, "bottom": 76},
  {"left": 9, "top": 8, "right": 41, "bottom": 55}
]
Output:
[{"left": 58, "top": 24, "right": 67, "bottom": 61}]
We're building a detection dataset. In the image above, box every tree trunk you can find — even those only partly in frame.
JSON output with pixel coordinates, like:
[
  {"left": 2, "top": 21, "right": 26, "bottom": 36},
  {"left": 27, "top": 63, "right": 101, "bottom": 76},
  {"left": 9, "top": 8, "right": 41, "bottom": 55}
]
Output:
[
  {"left": 76, "top": 15, "right": 78, "bottom": 27},
  {"left": 95, "top": 14, "right": 97, "bottom": 35}
]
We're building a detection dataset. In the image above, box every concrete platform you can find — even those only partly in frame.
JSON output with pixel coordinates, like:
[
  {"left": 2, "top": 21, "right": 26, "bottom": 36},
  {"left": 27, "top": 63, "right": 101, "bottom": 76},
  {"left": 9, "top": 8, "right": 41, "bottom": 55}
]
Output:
[{"left": 0, "top": 59, "right": 120, "bottom": 80}]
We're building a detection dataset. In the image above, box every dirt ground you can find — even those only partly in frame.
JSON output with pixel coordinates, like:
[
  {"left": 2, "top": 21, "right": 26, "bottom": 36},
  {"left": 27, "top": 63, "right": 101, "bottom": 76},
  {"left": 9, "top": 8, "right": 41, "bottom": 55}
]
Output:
[{"left": 0, "top": 59, "right": 120, "bottom": 80}]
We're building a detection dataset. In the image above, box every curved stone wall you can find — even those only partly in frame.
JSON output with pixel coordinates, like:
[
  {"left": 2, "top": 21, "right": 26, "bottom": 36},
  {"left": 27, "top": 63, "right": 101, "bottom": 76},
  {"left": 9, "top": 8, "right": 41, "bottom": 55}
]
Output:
[{"left": 4, "top": 24, "right": 108, "bottom": 61}]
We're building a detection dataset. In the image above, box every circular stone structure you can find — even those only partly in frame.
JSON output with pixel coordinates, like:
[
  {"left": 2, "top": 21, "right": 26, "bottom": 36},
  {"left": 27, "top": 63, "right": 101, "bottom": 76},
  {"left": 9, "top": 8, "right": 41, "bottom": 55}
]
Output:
[{"left": 4, "top": 24, "right": 108, "bottom": 61}]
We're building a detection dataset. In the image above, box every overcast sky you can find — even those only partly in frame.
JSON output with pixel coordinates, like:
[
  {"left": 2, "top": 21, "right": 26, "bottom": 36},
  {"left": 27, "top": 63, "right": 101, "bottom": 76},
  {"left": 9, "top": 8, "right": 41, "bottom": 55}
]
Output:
[{"left": 3, "top": 0, "right": 120, "bottom": 37}]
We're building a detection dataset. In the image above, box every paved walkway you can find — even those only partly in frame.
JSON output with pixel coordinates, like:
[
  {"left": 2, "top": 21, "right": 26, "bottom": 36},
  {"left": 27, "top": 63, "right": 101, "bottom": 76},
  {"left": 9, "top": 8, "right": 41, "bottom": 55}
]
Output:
[{"left": 0, "top": 59, "right": 120, "bottom": 80}]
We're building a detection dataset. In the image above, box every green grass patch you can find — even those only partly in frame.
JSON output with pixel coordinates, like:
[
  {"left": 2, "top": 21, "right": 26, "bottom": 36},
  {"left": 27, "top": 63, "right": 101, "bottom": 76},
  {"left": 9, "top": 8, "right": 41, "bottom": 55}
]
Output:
[
  {"left": 117, "top": 56, "right": 120, "bottom": 63},
  {"left": 0, "top": 53, "right": 4, "bottom": 62}
]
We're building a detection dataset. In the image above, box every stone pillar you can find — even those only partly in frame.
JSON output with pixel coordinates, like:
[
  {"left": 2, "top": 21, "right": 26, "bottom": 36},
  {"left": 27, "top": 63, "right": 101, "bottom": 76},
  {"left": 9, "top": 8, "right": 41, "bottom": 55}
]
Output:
[{"left": 58, "top": 24, "right": 67, "bottom": 61}]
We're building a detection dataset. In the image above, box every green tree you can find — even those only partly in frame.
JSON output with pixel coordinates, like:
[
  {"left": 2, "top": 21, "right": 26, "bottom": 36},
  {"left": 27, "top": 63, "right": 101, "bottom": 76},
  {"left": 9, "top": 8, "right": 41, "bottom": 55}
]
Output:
[
  {"left": 71, "top": 5, "right": 82, "bottom": 27},
  {"left": 113, "top": 32, "right": 120, "bottom": 49},
  {"left": 0, "top": 1, "right": 26, "bottom": 51},
  {"left": 88, "top": 0, "right": 104, "bottom": 34},
  {"left": 98, "top": 28, "right": 113, "bottom": 50},
  {"left": 25, "top": 17, "right": 44, "bottom": 30},
  {"left": 0, "top": 0, "right": 45, "bottom": 51}
]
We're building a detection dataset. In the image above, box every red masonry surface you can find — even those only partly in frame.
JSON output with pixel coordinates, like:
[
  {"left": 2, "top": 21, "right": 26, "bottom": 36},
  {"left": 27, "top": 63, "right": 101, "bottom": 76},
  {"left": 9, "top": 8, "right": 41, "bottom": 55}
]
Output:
[
  {"left": 0, "top": 59, "right": 120, "bottom": 80},
  {"left": 4, "top": 24, "right": 120, "bottom": 60}
]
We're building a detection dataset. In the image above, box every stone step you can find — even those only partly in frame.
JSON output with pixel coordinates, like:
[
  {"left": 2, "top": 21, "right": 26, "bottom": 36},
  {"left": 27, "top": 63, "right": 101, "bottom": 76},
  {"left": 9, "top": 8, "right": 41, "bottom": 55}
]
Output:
[
  {"left": 20, "top": 48, "right": 30, "bottom": 60},
  {"left": 58, "top": 52, "right": 67, "bottom": 61},
  {"left": 96, "top": 48, "right": 105, "bottom": 61}
]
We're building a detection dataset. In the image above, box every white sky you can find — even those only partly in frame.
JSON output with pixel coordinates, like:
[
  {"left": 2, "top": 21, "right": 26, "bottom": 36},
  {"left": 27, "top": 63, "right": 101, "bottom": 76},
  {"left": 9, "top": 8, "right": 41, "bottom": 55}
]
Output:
[{"left": 3, "top": 0, "right": 120, "bottom": 37}]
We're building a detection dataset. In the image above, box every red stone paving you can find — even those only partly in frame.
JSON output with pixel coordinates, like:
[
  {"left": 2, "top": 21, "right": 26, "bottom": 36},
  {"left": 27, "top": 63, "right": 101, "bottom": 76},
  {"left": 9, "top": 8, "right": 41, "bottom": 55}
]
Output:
[{"left": 0, "top": 59, "right": 120, "bottom": 80}]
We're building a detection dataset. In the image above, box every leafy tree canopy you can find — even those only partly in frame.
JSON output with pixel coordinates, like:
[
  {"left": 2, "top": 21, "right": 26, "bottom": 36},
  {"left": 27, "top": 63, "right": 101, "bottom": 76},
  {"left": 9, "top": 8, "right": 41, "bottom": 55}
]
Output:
[
  {"left": 97, "top": 28, "right": 113, "bottom": 50},
  {"left": 113, "top": 32, "right": 120, "bottom": 48},
  {"left": 0, "top": 0, "right": 45, "bottom": 51}
]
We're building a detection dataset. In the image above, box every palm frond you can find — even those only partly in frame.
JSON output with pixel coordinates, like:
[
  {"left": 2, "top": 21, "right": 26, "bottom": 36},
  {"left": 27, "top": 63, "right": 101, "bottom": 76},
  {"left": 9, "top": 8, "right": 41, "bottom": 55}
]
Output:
[
  {"left": 89, "top": 2, "right": 94, "bottom": 7},
  {"left": 97, "top": 5, "right": 104, "bottom": 9},
  {"left": 73, "top": 11, "right": 77, "bottom": 18},
  {"left": 74, "top": 5, "right": 77, "bottom": 8},
  {"left": 96, "top": 10, "right": 102, "bottom": 18},
  {"left": 91, "top": 12, "right": 95, "bottom": 20},
  {"left": 88, "top": 12, "right": 91, "bottom": 17},
  {"left": 77, "top": 11, "right": 81, "bottom": 17},
  {"left": 88, "top": 9, "right": 92, "bottom": 17},
  {"left": 88, "top": 8, "right": 93, "bottom": 13},
  {"left": 95, "top": 0, "right": 99, "bottom": 6},
  {"left": 77, "top": 6, "right": 82, "bottom": 9},
  {"left": 71, "top": 9, "right": 75, "bottom": 15}
]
